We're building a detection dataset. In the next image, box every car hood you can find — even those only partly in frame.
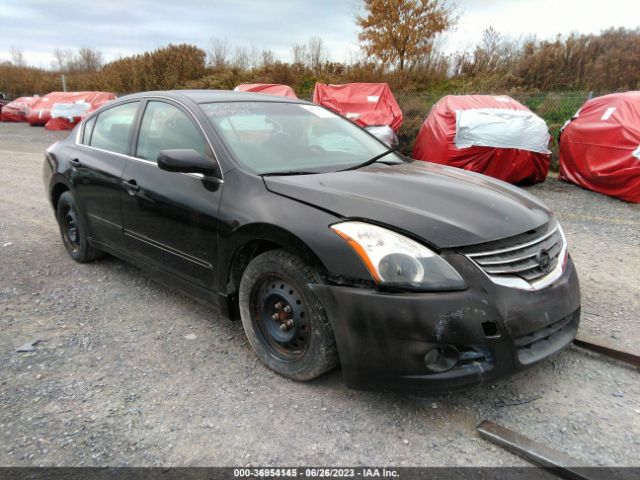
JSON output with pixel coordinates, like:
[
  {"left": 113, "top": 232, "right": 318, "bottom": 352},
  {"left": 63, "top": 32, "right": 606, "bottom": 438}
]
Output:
[{"left": 263, "top": 161, "right": 552, "bottom": 248}]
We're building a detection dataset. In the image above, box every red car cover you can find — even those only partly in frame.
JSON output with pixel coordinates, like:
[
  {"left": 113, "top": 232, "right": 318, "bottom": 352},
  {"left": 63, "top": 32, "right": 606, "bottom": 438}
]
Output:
[
  {"left": 234, "top": 84, "right": 297, "bottom": 98},
  {"left": 559, "top": 92, "right": 640, "bottom": 203},
  {"left": 0, "top": 96, "right": 40, "bottom": 122},
  {"left": 27, "top": 92, "right": 116, "bottom": 127},
  {"left": 312, "top": 82, "right": 403, "bottom": 132},
  {"left": 412, "top": 95, "right": 550, "bottom": 185}
]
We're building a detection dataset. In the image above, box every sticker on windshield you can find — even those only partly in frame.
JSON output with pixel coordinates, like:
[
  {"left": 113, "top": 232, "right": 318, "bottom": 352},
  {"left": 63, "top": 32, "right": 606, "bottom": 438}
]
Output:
[
  {"left": 300, "top": 105, "right": 335, "bottom": 118},
  {"left": 201, "top": 103, "right": 253, "bottom": 117},
  {"left": 367, "top": 96, "right": 379, "bottom": 103}
]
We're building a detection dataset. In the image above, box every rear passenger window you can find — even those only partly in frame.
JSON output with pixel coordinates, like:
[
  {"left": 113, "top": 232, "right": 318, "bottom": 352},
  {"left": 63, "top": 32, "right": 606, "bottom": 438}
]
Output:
[
  {"left": 136, "top": 101, "right": 207, "bottom": 162},
  {"left": 89, "top": 102, "right": 140, "bottom": 154},
  {"left": 81, "top": 116, "right": 96, "bottom": 145}
]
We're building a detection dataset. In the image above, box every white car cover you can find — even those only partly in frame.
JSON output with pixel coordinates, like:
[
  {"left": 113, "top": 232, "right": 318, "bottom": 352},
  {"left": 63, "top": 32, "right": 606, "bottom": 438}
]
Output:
[
  {"left": 364, "top": 125, "right": 399, "bottom": 148},
  {"left": 50, "top": 101, "right": 92, "bottom": 121},
  {"left": 454, "top": 108, "right": 551, "bottom": 154}
]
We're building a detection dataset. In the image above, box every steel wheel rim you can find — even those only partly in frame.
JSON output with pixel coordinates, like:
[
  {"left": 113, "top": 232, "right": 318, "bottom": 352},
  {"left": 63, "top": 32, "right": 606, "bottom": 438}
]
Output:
[
  {"left": 251, "top": 274, "right": 311, "bottom": 362},
  {"left": 62, "top": 206, "right": 80, "bottom": 253}
]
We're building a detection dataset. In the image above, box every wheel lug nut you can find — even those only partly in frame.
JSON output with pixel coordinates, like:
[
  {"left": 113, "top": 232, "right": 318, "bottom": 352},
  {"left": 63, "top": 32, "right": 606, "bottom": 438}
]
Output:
[
  {"left": 274, "top": 302, "right": 283, "bottom": 310},
  {"left": 279, "top": 324, "right": 288, "bottom": 331},
  {"left": 283, "top": 305, "right": 292, "bottom": 313},
  {"left": 286, "top": 319, "right": 294, "bottom": 327},
  {"left": 272, "top": 313, "right": 279, "bottom": 321}
]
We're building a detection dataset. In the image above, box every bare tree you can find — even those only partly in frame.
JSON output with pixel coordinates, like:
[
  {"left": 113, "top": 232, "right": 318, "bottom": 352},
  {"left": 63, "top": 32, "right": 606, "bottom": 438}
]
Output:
[
  {"left": 261, "top": 49, "right": 275, "bottom": 67},
  {"left": 61, "top": 49, "right": 76, "bottom": 72},
  {"left": 452, "top": 26, "right": 520, "bottom": 77},
  {"left": 307, "top": 36, "right": 328, "bottom": 70},
  {"left": 51, "top": 47, "right": 102, "bottom": 72},
  {"left": 473, "top": 27, "right": 505, "bottom": 73},
  {"left": 207, "top": 37, "right": 230, "bottom": 68},
  {"left": 9, "top": 46, "right": 26, "bottom": 67},
  {"left": 52, "top": 48, "right": 67, "bottom": 71},
  {"left": 77, "top": 47, "right": 103, "bottom": 71},
  {"left": 345, "top": 46, "right": 365, "bottom": 65},
  {"left": 248, "top": 42, "right": 261, "bottom": 70},
  {"left": 232, "top": 46, "right": 250, "bottom": 70},
  {"left": 291, "top": 43, "right": 308, "bottom": 64}
]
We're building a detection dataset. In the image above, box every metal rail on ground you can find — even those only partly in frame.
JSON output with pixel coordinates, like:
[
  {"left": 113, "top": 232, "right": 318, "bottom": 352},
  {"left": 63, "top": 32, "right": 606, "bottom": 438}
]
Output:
[
  {"left": 477, "top": 420, "right": 615, "bottom": 480},
  {"left": 573, "top": 336, "right": 640, "bottom": 368}
]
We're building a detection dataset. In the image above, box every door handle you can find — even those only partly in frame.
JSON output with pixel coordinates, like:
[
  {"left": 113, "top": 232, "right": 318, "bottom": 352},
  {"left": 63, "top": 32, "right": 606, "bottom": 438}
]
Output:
[
  {"left": 123, "top": 179, "right": 140, "bottom": 195},
  {"left": 70, "top": 158, "right": 81, "bottom": 168}
]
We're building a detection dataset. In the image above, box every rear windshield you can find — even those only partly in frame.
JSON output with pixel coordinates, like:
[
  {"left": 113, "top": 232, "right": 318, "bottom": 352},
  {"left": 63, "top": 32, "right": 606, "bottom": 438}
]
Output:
[{"left": 200, "top": 102, "right": 392, "bottom": 174}]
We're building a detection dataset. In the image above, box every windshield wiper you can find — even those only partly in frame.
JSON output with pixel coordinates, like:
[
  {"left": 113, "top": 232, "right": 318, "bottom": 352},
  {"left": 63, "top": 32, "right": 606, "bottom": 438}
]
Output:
[
  {"left": 261, "top": 170, "right": 319, "bottom": 176},
  {"left": 338, "top": 147, "right": 398, "bottom": 172}
]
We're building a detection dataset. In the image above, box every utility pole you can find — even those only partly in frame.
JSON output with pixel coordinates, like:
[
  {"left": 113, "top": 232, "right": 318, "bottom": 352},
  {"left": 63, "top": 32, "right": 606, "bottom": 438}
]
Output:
[{"left": 61, "top": 74, "right": 67, "bottom": 92}]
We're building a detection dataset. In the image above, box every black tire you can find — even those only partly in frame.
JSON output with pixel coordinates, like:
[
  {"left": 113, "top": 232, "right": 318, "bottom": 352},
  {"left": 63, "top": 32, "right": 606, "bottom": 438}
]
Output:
[
  {"left": 239, "top": 249, "right": 339, "bottom": 381},
  {"left": 56, "top": 191, "right": 104, "bottom": 263}
]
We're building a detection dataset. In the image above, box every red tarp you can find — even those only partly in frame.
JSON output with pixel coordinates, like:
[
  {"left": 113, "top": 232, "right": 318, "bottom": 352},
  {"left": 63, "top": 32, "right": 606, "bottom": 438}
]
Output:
[
  {"left": 312, "top": 82, "right": 403, "bottom": 132},
  {"left": 0, "top": 96, "right": 40, "bottom": 122},
  {"left": 559, "top": 92, "right": 640, "bottom": 203},
  {"left": 25, "top": 91, "right": 116, "bottom": 128},
  {"left": 234, "top": 84, "right": 298, "bottom": 98},
  {"left": 412, "top": 95, "right": 550, "bottom": 185}
]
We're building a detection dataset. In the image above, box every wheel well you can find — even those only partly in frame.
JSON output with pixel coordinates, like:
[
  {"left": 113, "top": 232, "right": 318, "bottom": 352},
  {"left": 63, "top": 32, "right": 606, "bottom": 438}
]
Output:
[
  {"left": 227, "top": 240, "right": 279, "bottom": 295},
  {"left": 224, "top": 238, "right": 326, "bottom": 320},
  {"left": 51, "top": 183, "right": 69, "bottom": 211}
]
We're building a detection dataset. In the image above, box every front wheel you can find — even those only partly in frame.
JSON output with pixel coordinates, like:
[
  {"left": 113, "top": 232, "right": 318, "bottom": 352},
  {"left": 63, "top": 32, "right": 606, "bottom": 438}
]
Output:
[{"left": 239, "top": 250, "right": 339, "bottom": 381}]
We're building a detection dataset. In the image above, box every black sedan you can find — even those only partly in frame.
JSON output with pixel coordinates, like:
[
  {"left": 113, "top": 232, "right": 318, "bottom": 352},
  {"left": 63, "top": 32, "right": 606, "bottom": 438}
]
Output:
[{"left": 43, "top": 90, "right": 580, "bottom": 392}]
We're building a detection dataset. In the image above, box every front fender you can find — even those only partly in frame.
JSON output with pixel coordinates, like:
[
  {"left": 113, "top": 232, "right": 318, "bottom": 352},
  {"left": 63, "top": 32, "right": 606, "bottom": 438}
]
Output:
[{"left": 215, "top": 169, "right": 374, "bottom": 296}]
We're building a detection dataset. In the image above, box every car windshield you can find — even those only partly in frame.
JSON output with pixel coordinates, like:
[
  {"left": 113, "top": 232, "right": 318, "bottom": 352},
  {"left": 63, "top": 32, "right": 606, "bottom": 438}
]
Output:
[{"left": 201, "top": 101, "right": 397, "bottom": 174}]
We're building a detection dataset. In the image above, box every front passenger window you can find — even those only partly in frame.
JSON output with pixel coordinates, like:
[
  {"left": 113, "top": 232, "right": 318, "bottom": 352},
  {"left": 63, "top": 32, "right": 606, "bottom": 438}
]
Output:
[
  {"left": 136, "top": 101, "right": 207, "bottom": 162},
  {"left": 89, "top": 102, "right": 140, "bottom": 154}
]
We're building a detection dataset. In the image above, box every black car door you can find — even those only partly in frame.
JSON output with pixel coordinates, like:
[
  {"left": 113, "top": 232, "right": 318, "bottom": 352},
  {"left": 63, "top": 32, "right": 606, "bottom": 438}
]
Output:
[
  {"left": 73, "top": 100, "right": 141, "bottom": 248},
  {"left": 120, "top": 99, "right": 223, "bottom": 290}
]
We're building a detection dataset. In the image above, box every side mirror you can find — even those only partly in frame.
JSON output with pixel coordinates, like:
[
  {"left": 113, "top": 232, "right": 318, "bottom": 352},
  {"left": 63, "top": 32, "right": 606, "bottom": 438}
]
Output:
[{"left": 157, "top": 149, "right": 221, "bottom": 177}]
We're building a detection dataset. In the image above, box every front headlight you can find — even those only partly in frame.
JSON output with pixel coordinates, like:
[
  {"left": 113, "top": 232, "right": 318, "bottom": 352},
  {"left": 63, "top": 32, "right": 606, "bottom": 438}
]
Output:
[{"left": 331, "top": 221, "right": 466, "bottom": 291}]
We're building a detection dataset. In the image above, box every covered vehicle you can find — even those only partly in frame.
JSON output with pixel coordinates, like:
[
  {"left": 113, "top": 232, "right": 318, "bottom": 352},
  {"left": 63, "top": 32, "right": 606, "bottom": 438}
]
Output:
[
  {"left": 0, "top": 92, "right": 8, "bottom": 116},
  {"left": 27, "top": 91, "right": 116, "bottom": 127},
  {"left": 0, "top": 96, "right": 40, "bottom": 122},
  {"left": 233, "top": 84, "right": 297, "bottom": 98},
  {"left": 559, "top": 92, "right": 640, "bottom": 203},
  {"left": 313, "top": 82, "right": 403, "bottom": 147},
  {"left": 412, "top": 95, "right": 551, "bottom": 184},
  {"left": 45, "top": 92, "right": 116, "bottom": 131}
]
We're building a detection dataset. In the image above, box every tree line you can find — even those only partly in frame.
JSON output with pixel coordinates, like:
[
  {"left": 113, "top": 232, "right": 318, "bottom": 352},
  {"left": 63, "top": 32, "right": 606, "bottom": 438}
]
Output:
[{"left": 1, "top": 0, "right": 639, "bottom": 98}]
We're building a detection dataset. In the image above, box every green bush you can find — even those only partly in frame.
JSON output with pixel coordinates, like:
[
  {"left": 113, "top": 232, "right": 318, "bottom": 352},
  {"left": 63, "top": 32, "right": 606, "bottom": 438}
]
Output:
[{"left": 396, "top": 94, "right": 438, "bottom": 155}]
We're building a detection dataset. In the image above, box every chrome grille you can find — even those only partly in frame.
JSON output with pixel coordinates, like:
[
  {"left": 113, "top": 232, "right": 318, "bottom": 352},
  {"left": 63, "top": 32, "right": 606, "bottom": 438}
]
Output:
[{"left": 467, "top": 225, "right": 565, "bottom": 283}]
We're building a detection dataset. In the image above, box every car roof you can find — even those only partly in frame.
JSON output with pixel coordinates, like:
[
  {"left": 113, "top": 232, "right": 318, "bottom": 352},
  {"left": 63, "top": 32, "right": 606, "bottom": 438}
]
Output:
[{"left": 117, "top": 89, "right": 309, "bottom": 105}]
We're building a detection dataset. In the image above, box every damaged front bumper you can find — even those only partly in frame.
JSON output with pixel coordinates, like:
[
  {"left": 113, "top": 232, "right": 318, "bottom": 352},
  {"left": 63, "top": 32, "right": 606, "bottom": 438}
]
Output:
[{"left": 311, "top": 254, "right": 581, "bottom": 393}]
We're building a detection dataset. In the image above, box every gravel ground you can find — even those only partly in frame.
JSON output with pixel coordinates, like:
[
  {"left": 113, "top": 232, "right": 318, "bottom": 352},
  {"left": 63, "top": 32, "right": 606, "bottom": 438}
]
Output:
[{"left": 0, "top": 122, "right": 638, "bottom": 467}]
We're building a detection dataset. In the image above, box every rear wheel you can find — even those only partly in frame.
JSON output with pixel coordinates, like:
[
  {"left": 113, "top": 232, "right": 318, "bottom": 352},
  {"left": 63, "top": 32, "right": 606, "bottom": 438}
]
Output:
[
  {"left": 239, "top": 250, "right": 339, "bottom": 381},
  {"left": 56, "top": 191, "right": 104, "bottom": 262}
]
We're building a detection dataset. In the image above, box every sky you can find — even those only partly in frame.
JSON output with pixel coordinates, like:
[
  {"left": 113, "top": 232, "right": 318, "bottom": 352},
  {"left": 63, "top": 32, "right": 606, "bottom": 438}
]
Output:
[{"left": 1, "top": 0, "right": 639, "bottom": 68}]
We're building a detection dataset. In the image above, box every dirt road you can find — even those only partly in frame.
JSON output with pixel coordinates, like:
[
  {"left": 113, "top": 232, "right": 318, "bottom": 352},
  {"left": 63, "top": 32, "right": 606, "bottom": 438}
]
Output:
[{"left": 1, "top": 123, "right": 638, "bottom": 467}]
